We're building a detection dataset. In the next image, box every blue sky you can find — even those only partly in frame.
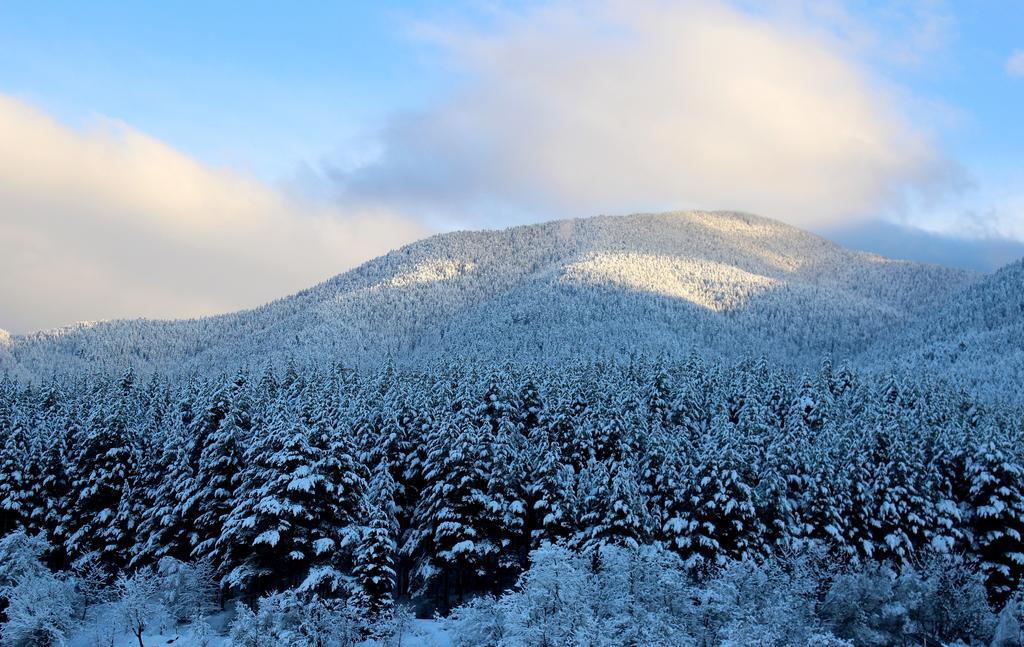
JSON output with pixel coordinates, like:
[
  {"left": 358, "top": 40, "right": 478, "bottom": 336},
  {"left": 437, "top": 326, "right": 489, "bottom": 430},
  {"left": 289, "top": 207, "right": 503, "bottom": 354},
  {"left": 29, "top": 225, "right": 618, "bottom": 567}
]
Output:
[
  {"left": 912, "top": 3, "right": 1023, "bottom": 164},
  {"left": 0, "top": 1, "right": 1022, "bottom": 332},
  {"left": 2, "top": 1, "right": 1020, "bottom": 189},
  {"left": 0, "top": 2, "right": 445, "bottom": 177}
]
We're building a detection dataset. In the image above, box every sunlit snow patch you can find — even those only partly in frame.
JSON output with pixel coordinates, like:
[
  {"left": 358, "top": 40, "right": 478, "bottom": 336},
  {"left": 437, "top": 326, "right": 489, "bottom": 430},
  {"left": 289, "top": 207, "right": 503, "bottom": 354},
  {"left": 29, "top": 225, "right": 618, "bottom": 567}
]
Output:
[
  {"left": 385, "top": 259, "right": 478, "bottom": 288},
  {"left": 561, "top": 252, "right": 780, "bottom": 311}
]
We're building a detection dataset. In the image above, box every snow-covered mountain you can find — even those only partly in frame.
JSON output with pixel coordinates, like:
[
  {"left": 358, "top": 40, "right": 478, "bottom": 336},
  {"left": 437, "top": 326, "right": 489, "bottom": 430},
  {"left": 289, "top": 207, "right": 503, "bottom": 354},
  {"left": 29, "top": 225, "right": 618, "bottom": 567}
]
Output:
[
  {"left": 868, "top": 258, "right": 1024, "bottom": 403},
  {"left": 0, "top": 211, "right": 985, "bottom": 379}
]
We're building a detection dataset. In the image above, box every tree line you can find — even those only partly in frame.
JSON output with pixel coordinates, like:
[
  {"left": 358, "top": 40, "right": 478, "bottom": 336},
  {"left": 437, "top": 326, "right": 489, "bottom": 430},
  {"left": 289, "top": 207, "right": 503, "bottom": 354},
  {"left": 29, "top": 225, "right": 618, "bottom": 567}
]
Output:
[{"left": 1, "top": 356, "right": 1023, "bottom": 622}]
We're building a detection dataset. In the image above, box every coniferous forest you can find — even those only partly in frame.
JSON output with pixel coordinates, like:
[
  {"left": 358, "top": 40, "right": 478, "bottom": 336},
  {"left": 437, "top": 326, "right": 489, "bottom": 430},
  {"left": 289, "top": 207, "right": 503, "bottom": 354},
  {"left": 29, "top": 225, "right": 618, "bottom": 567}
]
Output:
[
  {"left": 5, "top": 0, "right": 1024, "bottom": 640},
  {"left": 3, "top": 356, "right": 1024, "bottom": 645}
]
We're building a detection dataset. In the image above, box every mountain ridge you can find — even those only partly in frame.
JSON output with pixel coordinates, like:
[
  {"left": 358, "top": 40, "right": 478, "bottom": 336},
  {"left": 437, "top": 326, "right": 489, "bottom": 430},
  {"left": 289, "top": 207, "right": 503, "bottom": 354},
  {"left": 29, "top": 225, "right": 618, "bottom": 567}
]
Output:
[{"left": 0, "top": 211, "right": 989, "bottom": 380}]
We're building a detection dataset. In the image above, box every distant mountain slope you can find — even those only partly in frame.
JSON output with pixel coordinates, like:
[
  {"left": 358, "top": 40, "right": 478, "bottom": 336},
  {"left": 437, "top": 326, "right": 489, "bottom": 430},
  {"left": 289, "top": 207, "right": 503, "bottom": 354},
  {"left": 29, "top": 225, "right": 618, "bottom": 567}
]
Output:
[
  {"left": 1, "top": 211, "right": 980, "bottom": 379},
  {"left": 866, "top": 258, "right": 1024, "bottom": 403},
  {"left": 0, "top": 329, "right": 11, "bottom": 368}
]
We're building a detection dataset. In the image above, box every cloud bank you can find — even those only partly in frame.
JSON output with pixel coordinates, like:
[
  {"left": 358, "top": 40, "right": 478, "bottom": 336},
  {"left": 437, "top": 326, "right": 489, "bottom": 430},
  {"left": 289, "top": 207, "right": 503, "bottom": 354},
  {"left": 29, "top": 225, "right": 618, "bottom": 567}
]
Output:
[
  {"left": 338, "top": 0, "right": 955, "bottom": 230},
  {"left": 0, "top": 95, "right": 427, "bottom": 333}
]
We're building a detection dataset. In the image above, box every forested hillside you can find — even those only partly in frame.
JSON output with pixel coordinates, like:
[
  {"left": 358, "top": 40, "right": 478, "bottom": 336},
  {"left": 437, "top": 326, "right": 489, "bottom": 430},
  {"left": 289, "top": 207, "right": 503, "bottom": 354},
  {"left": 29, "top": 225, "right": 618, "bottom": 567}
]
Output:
[
  {"left": 1, "top": 212, "right": 978, "bottom": 380},
  {"left": 2, "top": 357, "right": 1024, "bottom": 644},
  {"left": 867, "top": 259, "right": 1024, "bottom": 405},
  {"left": 2, "top": 212, "right": 1023, "bottom": 645}
]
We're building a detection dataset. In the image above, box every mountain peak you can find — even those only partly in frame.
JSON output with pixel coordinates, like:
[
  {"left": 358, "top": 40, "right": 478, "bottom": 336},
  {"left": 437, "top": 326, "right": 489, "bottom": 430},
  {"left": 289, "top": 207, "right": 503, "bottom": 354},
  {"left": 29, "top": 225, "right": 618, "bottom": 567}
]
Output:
[{"left": 0, "top": 211, "right": 983, "bottom": 379}]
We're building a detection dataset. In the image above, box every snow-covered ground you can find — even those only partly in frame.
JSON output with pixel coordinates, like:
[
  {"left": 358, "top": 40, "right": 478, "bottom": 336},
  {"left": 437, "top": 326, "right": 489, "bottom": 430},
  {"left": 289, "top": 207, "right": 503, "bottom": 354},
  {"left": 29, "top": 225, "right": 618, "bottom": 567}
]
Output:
[
  {"left": 64, "top": 615, "right": 451, "bottom": 647},
  {"left": 362, "top": 619, "right": 452, "bottom": 647}
]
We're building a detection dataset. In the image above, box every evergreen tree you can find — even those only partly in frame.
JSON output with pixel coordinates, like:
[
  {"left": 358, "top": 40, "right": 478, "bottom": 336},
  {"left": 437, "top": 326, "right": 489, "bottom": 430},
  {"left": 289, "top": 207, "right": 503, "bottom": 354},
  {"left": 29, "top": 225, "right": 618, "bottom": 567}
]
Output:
[
  {"left": 0, "top": 404, "right": 37, "bottom": 534},
  {"left": 576, "top": 459, "right": 651, "bottom": 552},
  {"left": 220, "top": 393, "right": 364, "bottom": 596},
  {"left": 176, "top": 379, "right": 231, "bottom": 551},
  {"left": 353, "top": 465, "right": 399, "bottom": 620},
  {"left": 525, "top": 431, "right": 575, "bottom": 547},
  {"left": 132, "top": 420, "right": 192, "bottom": 567},
  {"left": 664, "top": 418, "right": 756, "bottom": 571},
  {"left": 483, "top": 389, "right": 529, "bottom": 586},
  {"left": 968, "top": 439, "right": 1024, "bottom": 605},
  {"left": 410, "top": 419, "right": 492, "bottom": 610},
  {"left": 65, "top": 369, "right": 137, "bottom": 571},
  {"left": 190, "top": 371, "right": 251, "bottom": 565}
]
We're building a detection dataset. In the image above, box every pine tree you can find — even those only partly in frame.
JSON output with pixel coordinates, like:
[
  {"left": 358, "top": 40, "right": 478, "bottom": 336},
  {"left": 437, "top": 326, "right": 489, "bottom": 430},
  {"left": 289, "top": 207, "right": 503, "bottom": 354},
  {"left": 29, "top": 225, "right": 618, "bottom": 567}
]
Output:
[
  {"left": 525, "top": 431, "right": 575, "bottom": 547},
  {"left": 36, "top": 392, "right": 84, "bottom": 569},
  {"left": 0, "top": 403, "right": 37, "bottom": 534},
  {"left": 190, "top": 371, "right": 251, "bottom": 564},
  {"left": 133, "top": 380, "right": 200, "bottom": 567},
  {"left": 968, "top": 439, "right": 1024, "bottom": 605},
  {"left": 664, "top": 417, "right": 756, "bottom": 571},
  {"left": 353, "top": 465, "right": 399, "bottom": 621},
  {"left": 800, "top": 450, "right": 848, "bottom": 555},
  {"left": 926, "top": 427, "right": 970, "bottom": 555},
  {"left": 482, "top": 388, "right": 529, "bottom": 586},
  {"left": 307, "top": 395, "right": 369, "bottom": 587},
  {"left": 220, "top": 393, "right": 364, "bottom": 597},
  {"left": 132, "top": 421, "right": 192, "bottom": 567},
  {"left": 410, "top": 418, "right": 492, "bottom": 611},
  {"left": 176, "top": 379, "right": 231, "bottom": 551},
  {"left": 754, "top": 441, "right": 803, "bottom": 555},
  {"left": 65, "top": 369, "right": 137, "bottom": 572},
  {"left": 576, "top": 459, "right": 651, "bottom": 552},
  {"left": 872, "top": 427, "right": 930, "bottom": 565}
]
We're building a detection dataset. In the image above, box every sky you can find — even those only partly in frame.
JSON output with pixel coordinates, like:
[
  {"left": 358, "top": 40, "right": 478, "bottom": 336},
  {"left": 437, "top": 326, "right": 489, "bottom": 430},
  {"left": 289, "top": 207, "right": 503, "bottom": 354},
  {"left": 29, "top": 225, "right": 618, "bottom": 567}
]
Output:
[{"left": 0, "top": 0, "right": 1022, "bottom": 333}]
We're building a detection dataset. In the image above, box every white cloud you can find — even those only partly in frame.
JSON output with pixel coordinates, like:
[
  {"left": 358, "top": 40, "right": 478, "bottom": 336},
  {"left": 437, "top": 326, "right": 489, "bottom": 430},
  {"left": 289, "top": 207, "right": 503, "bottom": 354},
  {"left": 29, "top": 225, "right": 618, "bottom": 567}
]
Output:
[
  {"left": 1007, "top": 50, "right": 1024, "bottom": 77},
  {"left": 0, "top": 95, "right": 428, "bottom": 333},
  {"left": 339, "top": 0, "right": 956, "bottom": 231},
  {"left": 881, "top": 159, "right": 1024, "bottom": 251}
]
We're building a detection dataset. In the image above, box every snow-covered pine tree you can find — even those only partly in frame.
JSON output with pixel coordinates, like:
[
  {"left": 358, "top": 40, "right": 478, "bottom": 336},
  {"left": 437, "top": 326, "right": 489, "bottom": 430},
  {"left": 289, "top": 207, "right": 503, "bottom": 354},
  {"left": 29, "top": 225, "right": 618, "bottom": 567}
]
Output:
[
  {"left": 636, "top": 414, "right": 680, "bottom": 544},
  {"left": 126, "top": 377, "right": 174, "bottom": 568},
  {"left": 220, "top": 387, "right": 366, "bottom": 598},
  {"left": 799, "top": 446, "right": 848, "bottom": 555},
  {"left": 189, "top": 371, "right": 251, "bottom": 566},
  {"left": 664, "top": 414, "right": 756, "bottom": 572},
  {"left": 134, "top": 375, "right": 204, "bottom": 566},
  {"left": 555, "top": 378, "right": 596, "bottom": 474},
  {"left": 753, "top": 438, "right": 804, "bottom": 555},
  {"left": 353, "top": 464, "right": 399, "bottom": 621},
  {"left": 968, "top": 437, "right": 1024, "bottom": 605},
  {"left": 410, "top": 417, "right": 492, "bottom": 611},
  {"left": 924, "top": 422, "right": 970, "bottom": 555},
  {"left": 65, "top": 368, "right": 137, "bottom": 572},
  {"left": 132, "top": 415, "right": 192, "bottom": 568},
  {"left": 575, "top": 457, "right": 651, "bottom": 553},
  {"left": 479, "top": 373, "right": 529, "bottom": 588},
  {"left": 518, "top": 374, "right": 544, "bottom": 437},
  {"left": 392, "top": 391, "right": 431, "bottom": 598},
  {"left": 0, "top": 399, "right": 38, "bottom": 535},
  {"left": 862, "top": 394, "right": 932, "bottom": 567},
  {"left": 305, "top": 387, "right": 368, "bottom": 593},
  {"left": 525, "top": 427, "right": 575, "bottom": 548},
  {"left": 643, "top": 358, "right": 673, "bottom": 429},
  {"left": 176, "top": 378, "right": 231, "bottom": 552}
]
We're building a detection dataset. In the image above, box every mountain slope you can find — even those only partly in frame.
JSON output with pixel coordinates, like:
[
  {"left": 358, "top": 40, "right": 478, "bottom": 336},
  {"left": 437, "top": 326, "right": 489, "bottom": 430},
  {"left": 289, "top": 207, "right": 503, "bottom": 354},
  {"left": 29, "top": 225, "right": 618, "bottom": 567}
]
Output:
[
  {"left": 867, "top": 258, "right": 1024, "bottom": 403},
  {"left": 2, "top": 211, "right": 980, "bottom": 379}
]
